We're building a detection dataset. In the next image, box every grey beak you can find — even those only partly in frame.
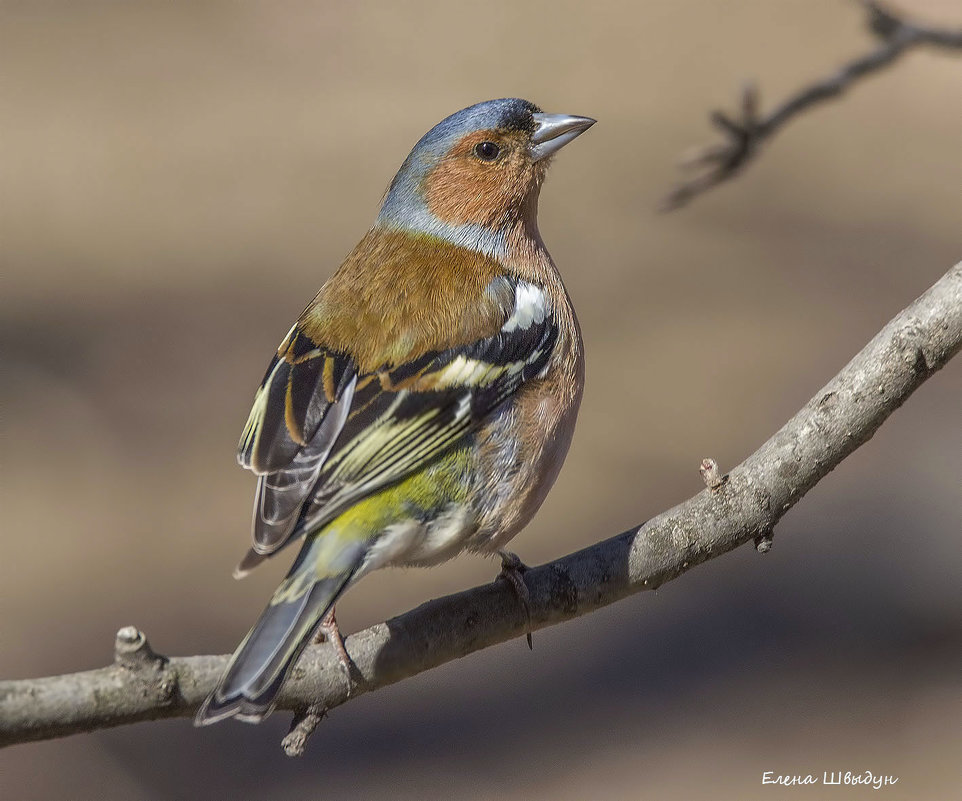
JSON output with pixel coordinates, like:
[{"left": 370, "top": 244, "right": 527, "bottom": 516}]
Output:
[{"left": 530, "top": 113, "right": 596, "bottom": 162}]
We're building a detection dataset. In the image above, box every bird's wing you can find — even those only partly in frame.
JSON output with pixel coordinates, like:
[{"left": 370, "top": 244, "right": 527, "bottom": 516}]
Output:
[
  {"left": 236, "top": 276, "right": 557, "bottom": 564},
  {"left": 236, "top": 324, "right": 359, "bottom": 554}
]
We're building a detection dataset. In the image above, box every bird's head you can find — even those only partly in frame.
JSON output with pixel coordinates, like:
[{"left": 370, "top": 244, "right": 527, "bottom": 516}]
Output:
[{"left": 377, "top": 98, "right": 595, "bottom": 255}]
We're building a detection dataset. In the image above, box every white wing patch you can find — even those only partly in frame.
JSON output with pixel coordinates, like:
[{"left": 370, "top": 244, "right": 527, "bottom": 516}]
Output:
[
  {"left": 501, "top": 281, "right": 547, "bottom": 333},
  {"left": 427, "top": 281, "right": 550, "bottom": 391}
]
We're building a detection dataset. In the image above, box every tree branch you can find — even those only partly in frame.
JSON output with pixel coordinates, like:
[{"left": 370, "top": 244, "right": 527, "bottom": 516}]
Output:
[
  {"left": 660, "top": 1, "right": 962, "bottom": 211},
  {"left": 2, "top": 263, "right": 960, "bottom": 754}
]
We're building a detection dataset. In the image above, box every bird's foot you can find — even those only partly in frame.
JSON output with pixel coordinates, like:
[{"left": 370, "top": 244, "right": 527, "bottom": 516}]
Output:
[
  {"left": 497, "top": 550, "right": 533, "bottom": 649},
  {"left": 313, "top": 606, "right": 357, "bottom": 695}
]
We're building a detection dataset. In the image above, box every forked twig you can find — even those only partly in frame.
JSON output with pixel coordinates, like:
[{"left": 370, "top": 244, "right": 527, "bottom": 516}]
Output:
[{"left": 661, "top": 1, "right": 962, "bottom": 211}]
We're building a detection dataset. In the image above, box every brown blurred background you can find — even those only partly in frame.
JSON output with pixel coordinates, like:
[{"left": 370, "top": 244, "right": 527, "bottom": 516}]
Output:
[{"left": 2, "top": 1, "right": 960, "bottom": 798}]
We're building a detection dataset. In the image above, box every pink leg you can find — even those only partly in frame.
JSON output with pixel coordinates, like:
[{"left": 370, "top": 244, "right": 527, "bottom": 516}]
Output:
[{"left": 313, "top": 606, "right": 355, "bottom": 690}]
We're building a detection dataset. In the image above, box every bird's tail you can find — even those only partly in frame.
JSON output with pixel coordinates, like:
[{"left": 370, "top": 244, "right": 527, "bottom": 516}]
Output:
[{"left": 194, "top": 536, "right": 366, "bottom": 726}]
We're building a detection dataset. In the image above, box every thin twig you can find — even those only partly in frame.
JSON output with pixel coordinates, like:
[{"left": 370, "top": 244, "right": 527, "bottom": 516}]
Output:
[
  {"left": 2, "top": 262, "right": 959, "bottom": 755},
  {"left": 660, "top": 1, "right": 962, "bottom": 211}
]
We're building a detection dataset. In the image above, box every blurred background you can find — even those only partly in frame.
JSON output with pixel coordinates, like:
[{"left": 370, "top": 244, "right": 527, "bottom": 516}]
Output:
[{"left": 2, "top": 1, "right": 960, "bottom": 798}]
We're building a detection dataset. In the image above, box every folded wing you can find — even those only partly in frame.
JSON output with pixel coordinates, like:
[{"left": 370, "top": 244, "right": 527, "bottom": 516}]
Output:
[{"left": 235, "top": 276, "right": 557, "bottom": 570}]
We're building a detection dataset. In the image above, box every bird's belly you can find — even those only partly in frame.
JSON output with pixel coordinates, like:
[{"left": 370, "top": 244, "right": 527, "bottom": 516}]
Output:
[
  {"left": 466, "top": 378, "right": 582, "bottom": 553},
  {"left": 370, "top": 503, "right": 477, "bottom": 569}
]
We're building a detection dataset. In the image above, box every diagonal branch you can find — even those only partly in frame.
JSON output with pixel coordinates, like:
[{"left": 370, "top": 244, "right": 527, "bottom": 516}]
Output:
[
  {"left": 2, "top": 262, "right": 959, "bottom": 754},
  {"left": 660, "top": 1, "right": 962, "bottom": 211}
]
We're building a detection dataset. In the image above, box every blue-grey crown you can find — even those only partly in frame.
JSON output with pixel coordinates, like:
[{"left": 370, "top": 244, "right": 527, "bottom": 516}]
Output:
[
  {"left": 413, "top": 98, "right": 541, "bottom": 155},
  {"left": 376, "top": 99, "right": 542, "bottom": 255}
]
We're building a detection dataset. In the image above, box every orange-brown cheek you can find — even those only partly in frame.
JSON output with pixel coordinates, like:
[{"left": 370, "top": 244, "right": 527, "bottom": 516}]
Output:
[
  {"left": 422, "top": 131, "right": 533, "bottom": 228},
  {"left": 423, "top": 158, "right": 512, "bottom": 227}
]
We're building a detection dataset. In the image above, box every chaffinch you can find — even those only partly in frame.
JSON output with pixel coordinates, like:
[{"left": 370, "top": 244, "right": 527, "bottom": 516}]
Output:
[{"left": 196, "top": 98, "right": 595, "bottom": 725}]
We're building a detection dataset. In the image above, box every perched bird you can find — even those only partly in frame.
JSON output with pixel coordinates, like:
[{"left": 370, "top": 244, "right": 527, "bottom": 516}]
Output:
[{"left": 196, "top": 98, "right": 594, "bottom": 725}]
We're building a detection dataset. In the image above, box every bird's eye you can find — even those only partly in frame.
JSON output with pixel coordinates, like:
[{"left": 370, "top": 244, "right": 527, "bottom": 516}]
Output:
[{"left": 474, "top": 141, "right": 501, "bottom": 161}]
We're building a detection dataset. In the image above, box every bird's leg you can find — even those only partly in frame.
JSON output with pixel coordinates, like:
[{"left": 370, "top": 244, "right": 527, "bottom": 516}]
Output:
[
  {"left": 497, "top": 550, "right": 533, "bottom": 649},
  {"left": 313, "top": 606, "right": 355, "bottom": 693}
]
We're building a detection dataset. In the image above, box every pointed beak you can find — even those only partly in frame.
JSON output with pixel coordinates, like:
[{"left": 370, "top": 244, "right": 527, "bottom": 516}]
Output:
[{"left": 530, "top": 113, "right": 596, "bottom": 162}]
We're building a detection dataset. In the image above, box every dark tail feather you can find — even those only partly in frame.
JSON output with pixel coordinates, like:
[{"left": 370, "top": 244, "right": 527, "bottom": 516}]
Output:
[
  {"left": 233, "top": 546, "right": 270, "bottom": 579},
  {"left": 195, "top": 566, "right": 356, "bottom": 726}
]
